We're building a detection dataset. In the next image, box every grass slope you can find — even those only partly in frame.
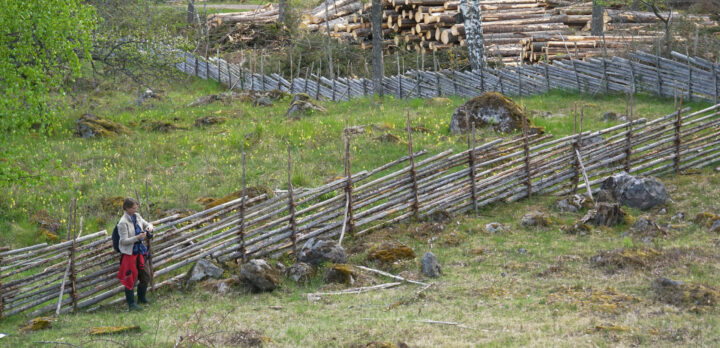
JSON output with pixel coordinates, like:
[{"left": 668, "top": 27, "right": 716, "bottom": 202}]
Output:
[
  {"left": 1, "top": 169, "right": 719, "bottom": 347},
  {"left": 1, "top": 75, "right": 711, "bottom": 247}
]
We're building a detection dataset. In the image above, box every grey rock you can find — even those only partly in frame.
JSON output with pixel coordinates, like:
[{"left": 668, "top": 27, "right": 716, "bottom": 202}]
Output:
[
  {"left": 580, "top": 134, "right": 605, "bottom": 148},
  {"left": 185, "top": 259, "right": 224, "bottom": 289},
  {"left": 253, "top": 96, "right": 273, "bottom": 107},
  {"left": 601, "top": 172, "right": 668, "bottom": 210},
  {"left": 285, "top": 262, "right": 314, "bottom": 283},
  {"left": 324, "top": 265, "right": 356, "bottom": 285},
  {"left": 554, "top": 194, "right": 588, "bottom": 213},
  {"left": 602, "top": 112, "right": 617, "bottom": 122},
  {"left": 711, "top": 220, "right": 720, "bottom": 233},
  {"left": 298, "top": 238, "right": 348, "bottom": 266},
  {"left": 240, "top": 259, "right": 280, "bottom": 292},
  {"left": 449, "top": 93, "right": 534, "bottom": 134},
  {"left": 485, "top": 222, "right": 505, "bottom": 233},
  {"left": 521, "top": 211, "right": 550, "bottom": 227},
  {"left": 671, "top": 212, "right": 685, "bottom": 222},
  {"left": 517, "top": 248, "right": 528, "bottom": 255},
  {"left": 421, "top": 252, "right": 442, "bottom": 278},
  {"left": 595, "top": 189, "right": 615, "bottom": 203}
]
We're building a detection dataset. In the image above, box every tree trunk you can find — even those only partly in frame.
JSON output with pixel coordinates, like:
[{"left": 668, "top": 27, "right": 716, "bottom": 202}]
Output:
[
  {"left": 371, "top": 0, "right": 384, "bottom": 97},
  {"left": 187, "top": 0, "right": 196, "bottom": 24},
  {"left": 591, "top": 0, "right": 603, "bottom": 36},
  {"left": 459, "top": 0, "right": 486, "bottom": 70},
  {"left": 278, "top": 0, "right": 288, "bottom": 25}
]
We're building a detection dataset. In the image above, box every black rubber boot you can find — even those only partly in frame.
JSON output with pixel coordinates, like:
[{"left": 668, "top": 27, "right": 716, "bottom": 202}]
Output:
[
  {"left": 137, "top": 285, "right": 150, "bottom": 305},
  {"left": 125, "top": 288, "right": 142, "bottom": 311}
]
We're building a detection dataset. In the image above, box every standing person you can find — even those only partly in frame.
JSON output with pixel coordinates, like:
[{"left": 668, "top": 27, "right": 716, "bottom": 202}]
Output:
[{"left": 117, "top": 198, "right": 154, "bottom": 311}]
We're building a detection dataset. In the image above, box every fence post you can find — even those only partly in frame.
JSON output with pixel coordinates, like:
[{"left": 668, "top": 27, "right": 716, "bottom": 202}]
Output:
[
  {"left": 238, "top": 139, "right": 247, "bottom": 263},
  {"left": 625, "top": 95, "right": 634, "bottom": 173},
  {"left": 396, "top": 51, "right": 403, "bottom": 99},
  {"left": 571, "top": 104, "right": 580, "bottom": 193},
  {"left": 517, "top": 68, "right": 522, "bottom": 97},
  {"left": 406, "top": 112, "right": 420, "bottom": 220},
  {"left": 194, "top": 55, "right": 199, "bottom": 77},
  {"left": 713, "top": 64, "right": 718, "bottom": 104},
  {"left": 315, "top": 60, "right": 322, "bottom": 100},
  {"left": 468, "top": 123, "right": 478, "bottom": 214},
  {"left": 686, "top": 52, "right": 693, "bottom": 102},
  {"left": 305, "top": 64, "right": 311, "bottom": 95},
  {"left": 571, "top": 59, "right": 581, "bottom": 93},
  {"left": 544, "top": 50, "right": 551, "bottom": 91},
  {"left": 227, "top": 61, "right": 233, "bottom": 90},
  {"left": 433, "top": 50, "right": 441, "bottom": 97},
  {"left": 261, "top": 54, "right": 266, "bottom": 91},
  {"left": 339, "top": 121, "right": 354, "bottom": 245},
  {"left": 674, "top": 97, "right": 684, "bottom": 173},
  {"left": 66, "top": 198, "right": 79, "bottom": 312},
  {"left": 0, "top": 247, "right": 5, "bottom": 318},
  {"left": 655, "top": 55, "right": 663, "bottom": 96},
  {"left": 277, "top": 62, "right": 282, "bottom": 91},
  {"left": 522, "top": 108, "right": 532, "bottom": 198},
  {"left": 628, "top": 60, "right": 636, "bottom": 94},
  {"left": 205, "top": 57, "right": 210, "bottom": 81},
  {"left": 287, "top": 147, "right": 298, "bottom": 260}
]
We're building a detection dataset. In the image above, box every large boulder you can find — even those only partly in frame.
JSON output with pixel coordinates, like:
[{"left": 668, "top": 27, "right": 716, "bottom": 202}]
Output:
[
  {"left": 601, "top": 172, "right": 668, "bottom": 210},
  {"left": 521, "top": 211, "right": 551, "bottom": 228},
  {"left": 450, "top": 92, "right": 540, "bottom": 134},
  {"left": 298, "top": 238, "right": 347, "bottom": 266},
  {"left": 285, "top": 93, "right": 327, "bottom": 118},
  {"left": 421, "top": 252, "right": 442, "bottom": 278},
  {"left": 367, "top": 241, "right": 416, "bottom": 265},
  {"left": 185, "top": 259, "right": 224, "bottom": 289},
  {"left": 324, "top": 264, "right": 357, "bottom": 285},
  {"left": 240, "top": 259, "right": 281, "bottom": 292}
]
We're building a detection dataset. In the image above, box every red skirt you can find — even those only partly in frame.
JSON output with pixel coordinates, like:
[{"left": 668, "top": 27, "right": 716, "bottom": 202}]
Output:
[{"left": 118, "top": 254, "right": 145, "bottom": 290}]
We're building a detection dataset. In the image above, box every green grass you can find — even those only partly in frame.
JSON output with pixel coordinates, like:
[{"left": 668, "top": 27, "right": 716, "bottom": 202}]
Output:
[
  {"left": 1, "top": 73, "right": 712, "bottom": 248},
  {"left": 2, "top": 168, "right": 719, "bottom": 347}
]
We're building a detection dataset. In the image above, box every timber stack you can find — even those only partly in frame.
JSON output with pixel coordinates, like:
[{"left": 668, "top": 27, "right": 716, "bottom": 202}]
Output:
[{"left": 302, "top": 0, "right": 717, "bottom": 65}]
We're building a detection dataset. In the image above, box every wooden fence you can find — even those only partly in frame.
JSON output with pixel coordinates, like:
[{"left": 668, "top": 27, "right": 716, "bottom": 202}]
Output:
[
  {"left": 175, "top": 50, "right": 720, "bottom": 104},
  {"left": 2, "top": 88, "right": 720, "bottom": 321}
]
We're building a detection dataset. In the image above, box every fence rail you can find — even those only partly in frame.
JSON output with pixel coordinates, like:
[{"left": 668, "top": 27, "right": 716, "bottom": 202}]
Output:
[
  {"left": 176, "top": 50, "right": 720, "bottom": 104},
  {"left": 2, "top": 58, "right": 720, "bottom": 320}
]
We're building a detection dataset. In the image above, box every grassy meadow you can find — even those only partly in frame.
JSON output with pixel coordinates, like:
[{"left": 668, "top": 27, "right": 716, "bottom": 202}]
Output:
[
  {"left": 0, "top": 73, "right": 711, "bottom": 248},
  {"left": 2, "top": 73, "right": 719, "bottom": 347}
]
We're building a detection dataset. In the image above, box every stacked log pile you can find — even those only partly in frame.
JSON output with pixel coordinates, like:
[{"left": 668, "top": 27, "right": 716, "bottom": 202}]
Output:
[{"left": 302, "top": 0, "right": 717, "bottom": 64}]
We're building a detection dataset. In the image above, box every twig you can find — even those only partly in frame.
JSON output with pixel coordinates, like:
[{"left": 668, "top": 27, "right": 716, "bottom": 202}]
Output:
[
  {"left": 354, "top": 265, "right": 428, "bottom": 286},
  {"left": 306, "top": 282, "right": 401, "bottom": 299},
  {"left": 413, "top": 319, "right": 472, "bottom": 330},
  {"left": 32, "top": 342, "right": 80, "bottom": 348}
]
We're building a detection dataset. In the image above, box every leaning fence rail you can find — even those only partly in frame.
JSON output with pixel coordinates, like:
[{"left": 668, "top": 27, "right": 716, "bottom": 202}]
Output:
[{"left": 2, "top": 104, "right": 719, "bottom": 320}]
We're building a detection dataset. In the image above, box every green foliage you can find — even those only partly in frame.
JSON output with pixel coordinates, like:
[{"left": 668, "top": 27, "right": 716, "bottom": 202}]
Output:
[{"left": 0, "top": 0, "right": 96, "bottom": 133}]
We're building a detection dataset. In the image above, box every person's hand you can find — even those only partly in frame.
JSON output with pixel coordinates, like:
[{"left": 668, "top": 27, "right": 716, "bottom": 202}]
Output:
[
  {"left": 146, "top": 226, "right": 154, "bottom": 233},
  {"left": 137, "top": 232, "right": 147, "bottom": 240}
]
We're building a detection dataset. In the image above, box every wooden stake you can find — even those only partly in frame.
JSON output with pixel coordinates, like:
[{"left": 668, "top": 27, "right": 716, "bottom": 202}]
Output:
[
  {"left": 238, "top": 137, "right": 247, "bottom": 263},
  {"left": 397, "top": 50, "right": 403, "bottom": 99},
  {"left": 66, "top": 198, "right": 78, "bottom": 313},
  {"left": 56, "top": 215, "right": 83, "bottom": 316},
  {"left": 406, "top": 112, "right": 420, "bottom": 220},
  {"left": 468, "top": 123, "right": 478, "bottom": 214},
  {"left": 521, "top": 108, "right": 532, "bottom": 198},
  {"left": 571, "top": 104, "right": 580, "bottom": 193},
  {"left": 625, "top": 94, "right": 634, "bottom": 173},
  {"left": 0, "top": 251, "right": 4, "bottom": 318},
  {"left": 287, "top": 147, "right": 298, "bottom": 260},
  {"left": 433, "top": 50, "right": 441, "bottom": 96},
  {"left": 339, "top": 119, "right": 354, "bottom": 245},
  {"left": 674, "top": 95, "right": 684, "bottom": 173}
]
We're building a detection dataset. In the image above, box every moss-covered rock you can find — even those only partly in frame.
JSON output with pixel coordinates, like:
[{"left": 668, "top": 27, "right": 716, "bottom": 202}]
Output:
[
  {"left": 285, "top": 93, "right": 326, "bottom": 118},
  {"left": 324, "top": 264, "right": 357, "bottom": 285},
  {"left": 194, "top": 116, "right": 227, "bottom": 127},
  {"left": 590, "top": 247, "right": 662, "bottom": 272},
  {"left": 450, "top": 92, "right": 542, "bottom": 134},
  {"left": 367, "top": 242, "right": 416, "bottom": 264},
  {"left": 652, "top": 277, "right": 720, "bottom": 310},
  {"left": 75, "top": 113, "right": 130, "bottom": 138},
  {"left": 19, "top": 317, "right": 54, "bottom": 332},
  {"left": 89, "top": 326, "right": 141, "bottom": 335}
]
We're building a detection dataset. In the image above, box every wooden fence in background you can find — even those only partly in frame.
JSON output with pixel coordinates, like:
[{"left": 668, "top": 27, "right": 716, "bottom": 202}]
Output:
[
  {"left": 2, "top": 81, "right": 719, "bottom": 321},
  {"left": 175, "top": 50, "right": 719, "bottom": 104}
]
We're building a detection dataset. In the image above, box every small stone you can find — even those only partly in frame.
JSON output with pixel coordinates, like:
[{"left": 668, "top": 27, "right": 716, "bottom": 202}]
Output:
[
  {"left": 185, "top": 259, "right": 224, "bottom": 289},
  {"left": 285, "top": 262, "right": 314, "bottom": 283},
  {"left": 521, "top": 211, "right": 551, "bottom": 228},
  {"left": 485, "top": 222, "right": 504, "bottom": 233},
  {"left": 658, "top": 208, "right": 667, "bottom": 215},
  {"left": 554, "top": 194, "right": 589, "bottom": 213},
  {"left": 240, "top": 259, "right": 281, "bottom": 292},
  {"left": 602, "top": 112, "right": 618, "bottom": 122},
  {"left": 671, "top": 212, "right": 685, "bottom": 222},
  {"left": 711, "top": 220, "right": 720, "bottom": 233},
  {"left": 298, "top": 238, "right": 347, "bottom": 266},
  {"left": 324, "top": 264, "right": 356, "bottom": 285},
  {"left": 517, "top": 248, "right": 527, "bottom": 255},
  {"left": 253, "top": 96, "right": 273, "bottom": 107},
  {"left": 421, "top": 252, "right": 442, "bottom": 278}
]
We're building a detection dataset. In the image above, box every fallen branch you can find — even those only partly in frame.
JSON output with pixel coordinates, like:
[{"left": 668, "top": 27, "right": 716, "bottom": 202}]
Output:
[
  {"left": 354, "top": 265, "right": 429, "bottom": 286},
  {"left": 306, "top": 282, "right": 401, "bottom": 299},
  {"left": 413, "top": 319, "right": 472, "bottom": 329}
]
